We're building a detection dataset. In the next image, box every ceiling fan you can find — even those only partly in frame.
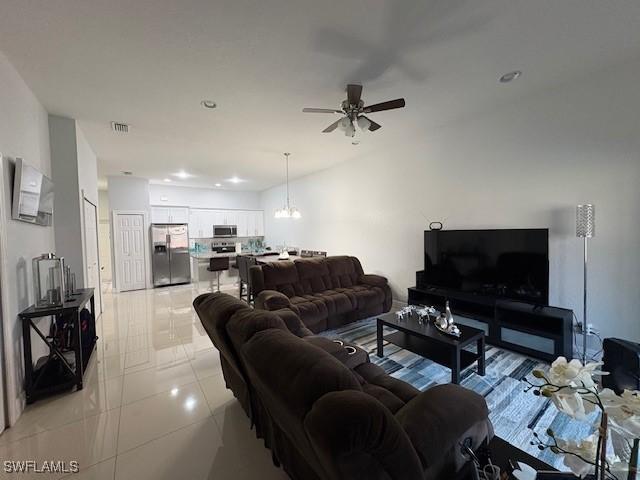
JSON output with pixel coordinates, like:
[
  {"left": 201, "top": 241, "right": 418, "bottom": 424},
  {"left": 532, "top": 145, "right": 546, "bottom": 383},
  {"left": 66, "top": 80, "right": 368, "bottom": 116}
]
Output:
[{"left": 302, "top": 84, "right": 405, "bottom": 137}]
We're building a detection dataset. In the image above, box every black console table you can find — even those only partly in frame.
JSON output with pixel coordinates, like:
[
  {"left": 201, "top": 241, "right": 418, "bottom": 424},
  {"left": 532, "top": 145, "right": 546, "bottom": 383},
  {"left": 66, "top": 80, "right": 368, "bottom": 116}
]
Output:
[{"left": 19, "top": 288, "right": 97, "bottom": 404}]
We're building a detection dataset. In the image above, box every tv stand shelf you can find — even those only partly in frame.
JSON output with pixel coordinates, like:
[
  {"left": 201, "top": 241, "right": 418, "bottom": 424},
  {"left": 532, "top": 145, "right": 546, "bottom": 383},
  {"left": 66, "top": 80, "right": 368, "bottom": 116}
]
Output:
[{"left": 408, "top": 285, "right": 573, "bottom": 362}]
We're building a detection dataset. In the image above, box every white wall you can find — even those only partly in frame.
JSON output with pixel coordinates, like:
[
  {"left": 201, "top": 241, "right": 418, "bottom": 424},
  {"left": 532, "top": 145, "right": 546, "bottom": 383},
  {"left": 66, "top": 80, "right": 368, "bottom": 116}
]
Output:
[
  {"left": 48, "top": 116, "right": 99, "bottom": 287},
  {"left": 261, "top": 59, "right": 640, "bottom": 342},
  {"left": 0, "top": 51, "right": 55, "bottom": 425},
  {"left": 149, "top": 183, "right": 260, "bottom": 210},
  {"left": 107, "top": 176, "right": 151, "bottom": 291}
]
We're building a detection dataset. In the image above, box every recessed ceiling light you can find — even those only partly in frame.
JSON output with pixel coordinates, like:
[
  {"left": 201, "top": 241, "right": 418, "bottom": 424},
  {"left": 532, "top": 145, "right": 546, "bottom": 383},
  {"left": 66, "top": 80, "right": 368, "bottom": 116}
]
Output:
[
  {"left": 163, "top": 178, "right": 172, "bottom": 182},
  {"left": 200, "top": 100, "right": 217, "bottom": 109},
  {"left": 228, "top": 176, "right": 242, "bottom": 184},
  {"left": 215, "top": 183, "right": 222, "bottom": 187},
  {"left": 173, "top": 171, "right": 192, "bottom": 179},
  {"left": 122, "top": 171, "right": 133, "bottom": 175},
  {"left": 499, "top": 71, "right": 522, "bottom": 83}
]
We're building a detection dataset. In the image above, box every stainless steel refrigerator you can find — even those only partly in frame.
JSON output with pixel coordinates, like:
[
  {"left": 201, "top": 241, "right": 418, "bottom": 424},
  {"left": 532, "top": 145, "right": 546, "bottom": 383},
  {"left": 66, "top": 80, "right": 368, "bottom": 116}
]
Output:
[{"left": 152, "top": 224, "right": 191, "bottom": 287}]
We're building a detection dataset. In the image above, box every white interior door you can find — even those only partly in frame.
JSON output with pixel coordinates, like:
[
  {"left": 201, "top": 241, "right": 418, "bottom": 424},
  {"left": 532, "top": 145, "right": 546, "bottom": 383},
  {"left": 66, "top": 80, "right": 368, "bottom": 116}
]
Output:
[
  {"left": 115, "top": 213, "right": 147, "bottom": 292},
  {"left": 83, "top": 199, "right": 102, "bottom": 314},
  {"left": 98, "top": 220, "right": 112, "bottom": 283}
]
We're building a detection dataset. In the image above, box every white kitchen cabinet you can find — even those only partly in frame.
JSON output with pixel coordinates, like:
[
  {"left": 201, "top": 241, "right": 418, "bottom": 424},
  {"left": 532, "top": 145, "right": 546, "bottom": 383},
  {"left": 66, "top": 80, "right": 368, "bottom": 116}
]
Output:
[
  {"left": 235, "top": 211, "right": 249, "bottom": 237},
  {"left": 189, "top": 209, "right": 216, "bottom": 237},
  {"left": 151, "top": 206, "right": 170, "bottom": 223},
  {"left": 151, "top": 206, "right": 189, "bottom": 224},
  {"left": 245, "top": 210, "right": 264, "bottom": 236},
  {"left": 169, "top": 207, "right": 189, "bottom": 224},
  {"left": 213, "top": 209, "right": 238, "bottom": 226}
]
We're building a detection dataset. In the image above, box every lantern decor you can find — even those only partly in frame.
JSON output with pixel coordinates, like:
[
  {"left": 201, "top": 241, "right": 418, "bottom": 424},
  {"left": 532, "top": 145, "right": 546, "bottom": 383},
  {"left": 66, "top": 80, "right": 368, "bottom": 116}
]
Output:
[{"left": 32, "top": 253, "right": 65, "bottom": 309}]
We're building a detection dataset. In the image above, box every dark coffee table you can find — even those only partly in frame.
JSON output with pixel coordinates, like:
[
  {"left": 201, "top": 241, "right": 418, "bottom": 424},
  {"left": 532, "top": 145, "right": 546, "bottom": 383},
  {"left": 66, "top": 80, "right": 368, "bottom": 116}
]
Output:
[{"left": 376, "top": 310, "right": 485, "bottom": 384}]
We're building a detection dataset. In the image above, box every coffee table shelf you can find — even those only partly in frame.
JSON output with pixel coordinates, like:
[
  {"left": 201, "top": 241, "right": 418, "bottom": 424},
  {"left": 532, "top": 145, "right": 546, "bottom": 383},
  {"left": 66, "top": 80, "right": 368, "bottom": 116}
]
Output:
[{"left": 384, "top": 331, "right": 480, "bottom": 372}]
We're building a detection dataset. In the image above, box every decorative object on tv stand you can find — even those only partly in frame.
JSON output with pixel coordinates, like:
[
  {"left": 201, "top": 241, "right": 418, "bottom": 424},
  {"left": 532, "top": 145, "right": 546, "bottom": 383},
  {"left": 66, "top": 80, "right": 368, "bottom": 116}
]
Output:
[
  {"left": 576, "top": 204, "right": 595, "bottom": 365},
  {"left": 274, "top": 152, "right": 301, "bottom": 219},
  {"left": 32, "top": 253, "right": 65, "bottom": 308},
  {"left": 526, "top": 357, "right": 639, "bottom": 479}
]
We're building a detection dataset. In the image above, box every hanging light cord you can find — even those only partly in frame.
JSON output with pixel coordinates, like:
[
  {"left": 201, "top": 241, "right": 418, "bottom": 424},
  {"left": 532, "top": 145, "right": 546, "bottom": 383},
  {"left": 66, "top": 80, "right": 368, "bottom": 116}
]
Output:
[{"left": 285, "top": 152, "right": 290, "bottom": 210}]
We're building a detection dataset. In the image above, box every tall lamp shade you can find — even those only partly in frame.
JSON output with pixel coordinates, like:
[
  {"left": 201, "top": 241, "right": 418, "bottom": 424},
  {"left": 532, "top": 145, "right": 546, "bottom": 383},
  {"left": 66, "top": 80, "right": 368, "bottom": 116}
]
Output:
[
  {"left": 576, "top": 204, "right": 595, "bottom": 238},
  {"left": 576, "top": 204, "right": 595, "bottom": 364}
]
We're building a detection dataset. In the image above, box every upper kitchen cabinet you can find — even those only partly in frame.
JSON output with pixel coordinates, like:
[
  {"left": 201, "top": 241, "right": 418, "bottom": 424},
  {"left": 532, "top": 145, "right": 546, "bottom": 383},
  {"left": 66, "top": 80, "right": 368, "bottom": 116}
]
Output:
[
  {"left": 247, "top": 210, "right": 264, "bottom": 236},
  {"left": 213, "top": 209, "right": 237, "bottom": 226},
  {"left": 189, "top": 209, "right": 215, "bottom": 238},
  {"left": 151, "top": 206, "right": 190, "bottom": 224}
]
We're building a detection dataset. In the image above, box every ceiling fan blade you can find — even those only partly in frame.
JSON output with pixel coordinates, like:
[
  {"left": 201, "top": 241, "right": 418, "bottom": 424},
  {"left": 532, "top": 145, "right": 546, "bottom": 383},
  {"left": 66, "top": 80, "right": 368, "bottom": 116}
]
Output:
[
  {"left": 346, "top": 84, "right": 363, "bottom": 106},
  {"left": 363, "top": 98, "right": 405, "bottom": 113},
  {"left": 322, "top": 119, "right": 342, "bottom": 133},
  {"left": 303, "top": 108, "right": 342, "bottom": 114},
  {"left": 362, "top": 116, "right": 382, "bottom": 131}
]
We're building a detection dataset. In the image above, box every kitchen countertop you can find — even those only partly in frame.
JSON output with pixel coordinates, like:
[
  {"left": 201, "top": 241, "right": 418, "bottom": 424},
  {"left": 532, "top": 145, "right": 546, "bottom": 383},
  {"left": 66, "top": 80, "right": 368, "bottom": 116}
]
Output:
[{"left": 190, "top": 252, "right": 237, "bottom": 259}]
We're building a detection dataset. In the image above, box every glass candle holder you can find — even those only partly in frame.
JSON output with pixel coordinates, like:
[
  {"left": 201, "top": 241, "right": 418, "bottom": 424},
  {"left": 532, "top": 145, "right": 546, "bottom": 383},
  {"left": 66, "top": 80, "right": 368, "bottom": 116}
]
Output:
[{"left": 32, "top": 253, "right": 65, "bottom": 309}]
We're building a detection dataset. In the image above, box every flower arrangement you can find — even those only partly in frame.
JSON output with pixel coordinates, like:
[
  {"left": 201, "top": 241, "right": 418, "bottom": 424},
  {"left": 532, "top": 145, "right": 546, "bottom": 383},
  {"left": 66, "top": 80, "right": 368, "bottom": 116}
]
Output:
[{"left": 526, "top": 357, "right": 639, "bottom": 480}]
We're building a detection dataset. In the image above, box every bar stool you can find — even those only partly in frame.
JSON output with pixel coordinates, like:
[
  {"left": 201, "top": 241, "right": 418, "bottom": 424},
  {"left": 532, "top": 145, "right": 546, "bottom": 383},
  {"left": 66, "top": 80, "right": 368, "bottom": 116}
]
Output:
[
  {"left": 207, "top": 257, "right": 229, "bottom": 292},
  {"left": 237, "top": 255, "right": 257, "bottom": 303}
]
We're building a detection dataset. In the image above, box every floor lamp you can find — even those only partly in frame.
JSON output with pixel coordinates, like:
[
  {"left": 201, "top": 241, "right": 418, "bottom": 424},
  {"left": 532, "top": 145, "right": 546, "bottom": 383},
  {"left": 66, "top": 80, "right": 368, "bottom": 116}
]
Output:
[{"left": 576, "top": 204, "right": 595, "bottom": 364}]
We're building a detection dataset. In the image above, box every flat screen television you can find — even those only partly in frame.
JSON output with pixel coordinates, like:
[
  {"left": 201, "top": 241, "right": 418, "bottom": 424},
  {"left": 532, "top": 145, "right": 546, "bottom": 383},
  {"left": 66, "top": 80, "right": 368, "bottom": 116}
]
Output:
[
  {"left": 11, "top": 158, "right": 54, "bottom": 226},
  {"left": 423, "top": 229, "right": 549, "bottom": 304}
]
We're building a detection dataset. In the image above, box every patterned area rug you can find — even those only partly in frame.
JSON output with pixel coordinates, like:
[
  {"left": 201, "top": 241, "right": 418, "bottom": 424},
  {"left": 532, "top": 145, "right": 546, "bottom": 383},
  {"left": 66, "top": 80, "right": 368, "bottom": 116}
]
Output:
[{"left": 321, "top": 318, "right": 594, "bottom": 470}]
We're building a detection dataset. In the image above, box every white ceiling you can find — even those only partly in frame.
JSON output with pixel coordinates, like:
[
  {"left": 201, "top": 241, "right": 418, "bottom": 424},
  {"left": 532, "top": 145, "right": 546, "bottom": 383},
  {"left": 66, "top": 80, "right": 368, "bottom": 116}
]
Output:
[{"left": 1, "top": 0, "right": 639, "bottom": 191}]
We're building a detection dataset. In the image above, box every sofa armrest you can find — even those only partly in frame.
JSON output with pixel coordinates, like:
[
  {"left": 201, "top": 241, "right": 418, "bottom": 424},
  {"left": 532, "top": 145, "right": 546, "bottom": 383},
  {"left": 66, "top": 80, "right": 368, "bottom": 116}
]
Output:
[
  {"left": 395, "top": 384, "right": 493, "bottom": 471},
  {"left": 255, "top": 290, "right": 291, "bottom": 311},
  {"left": 305, "top": 390, "right": 424, "bottom": 480},
  {"left": 358, "top": 274, "right": 388, "bottom": 287}
]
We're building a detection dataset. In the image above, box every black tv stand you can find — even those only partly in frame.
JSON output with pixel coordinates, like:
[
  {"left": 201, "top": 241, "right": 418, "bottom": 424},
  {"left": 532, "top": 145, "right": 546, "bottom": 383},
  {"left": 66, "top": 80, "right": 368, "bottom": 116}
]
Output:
[{"left": 408, "top": 285, "right": 573, "bottom": 362}]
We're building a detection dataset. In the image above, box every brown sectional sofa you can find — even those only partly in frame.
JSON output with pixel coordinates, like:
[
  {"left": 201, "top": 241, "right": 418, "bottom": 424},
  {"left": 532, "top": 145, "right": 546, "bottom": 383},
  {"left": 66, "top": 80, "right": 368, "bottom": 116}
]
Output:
[
  {"left": 193, "top": 292, "right": 493, "bottom": 480},
  {"left": 250, "top": 255, "right": 392, "bottom": 332}
]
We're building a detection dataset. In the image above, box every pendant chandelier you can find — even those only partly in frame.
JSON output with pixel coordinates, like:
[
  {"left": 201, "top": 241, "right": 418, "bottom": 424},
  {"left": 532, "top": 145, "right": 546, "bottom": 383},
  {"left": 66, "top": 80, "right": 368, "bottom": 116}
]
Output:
[{"left": 274, "top": 152, "right": 301, "bottom": 219}]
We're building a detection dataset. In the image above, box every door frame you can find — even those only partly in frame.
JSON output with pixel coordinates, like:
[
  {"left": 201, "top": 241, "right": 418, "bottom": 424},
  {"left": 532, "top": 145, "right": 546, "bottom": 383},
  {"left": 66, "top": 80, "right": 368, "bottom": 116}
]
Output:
[
  {"left": 82, "top": 197, "right": 102, "bottom": 314},
  {"left": 112, "top": 210, "right": 152, "bottom": 293}
]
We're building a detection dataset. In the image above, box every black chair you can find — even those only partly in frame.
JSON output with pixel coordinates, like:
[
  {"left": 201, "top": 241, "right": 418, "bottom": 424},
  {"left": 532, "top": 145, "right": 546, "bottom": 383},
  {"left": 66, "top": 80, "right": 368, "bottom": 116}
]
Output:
[
  {"left": 602, "top": 338, "right": 640, "bottom": 394},
  {"left": 207, "top": 257, "right": 229, "bottom": 292},
  {"left": 237, "top": 255, "right": 257, "bottom": 303}
]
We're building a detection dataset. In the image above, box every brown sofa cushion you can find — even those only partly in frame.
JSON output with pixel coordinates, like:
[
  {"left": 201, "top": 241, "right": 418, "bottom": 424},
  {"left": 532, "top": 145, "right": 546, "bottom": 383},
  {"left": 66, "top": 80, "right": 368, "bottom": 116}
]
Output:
[
  {"left": 304, "top": 390, "right": 424, "bottom": 480},
  {"left": 261, "top": 261, "right": 303, "bottom": 297}
]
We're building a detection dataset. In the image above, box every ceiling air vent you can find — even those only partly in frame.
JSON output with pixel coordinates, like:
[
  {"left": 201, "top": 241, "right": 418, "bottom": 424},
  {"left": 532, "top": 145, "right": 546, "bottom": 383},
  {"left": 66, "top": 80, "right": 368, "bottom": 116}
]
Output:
[{"left": 111, "top": 121, "right": 130, "bottom": 134}]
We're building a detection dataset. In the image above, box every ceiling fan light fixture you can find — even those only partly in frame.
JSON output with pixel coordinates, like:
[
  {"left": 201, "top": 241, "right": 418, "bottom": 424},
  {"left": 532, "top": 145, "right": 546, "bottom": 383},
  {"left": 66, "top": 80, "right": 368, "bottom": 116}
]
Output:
[
  {"left": 357, "top": 116, "right": 371, "bottom": 131},
  {"left": 344, "top": 123, "right": 356, "bottom": 137}
]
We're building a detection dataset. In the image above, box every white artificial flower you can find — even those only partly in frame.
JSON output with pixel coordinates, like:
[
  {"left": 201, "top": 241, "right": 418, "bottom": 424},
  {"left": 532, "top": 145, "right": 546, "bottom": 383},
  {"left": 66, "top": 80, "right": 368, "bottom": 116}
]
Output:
[
  {"left": 547, "top": 357, "right": 606, "bottom": 390},
  {"left": 557, "top": 435, "right": 599, "bottom": 477},
  {"left": 544, "top": 389, "right": 595, "bottom": 420},
  {"left": 603, "top": 389, "right": 640, "bottom": 439}
]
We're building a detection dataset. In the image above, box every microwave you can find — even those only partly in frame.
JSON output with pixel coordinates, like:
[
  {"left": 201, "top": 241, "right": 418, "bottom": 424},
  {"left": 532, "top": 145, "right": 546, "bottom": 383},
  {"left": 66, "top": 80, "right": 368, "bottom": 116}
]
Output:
[{"left": 213, "top": 225, "right": 237, "bottom": 238}]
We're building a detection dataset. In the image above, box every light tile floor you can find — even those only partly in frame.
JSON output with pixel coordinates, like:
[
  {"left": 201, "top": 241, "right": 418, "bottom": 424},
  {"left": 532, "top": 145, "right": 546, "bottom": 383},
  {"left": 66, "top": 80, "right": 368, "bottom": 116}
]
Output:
[{"left": 0, "top": 283, "right": 289, "bottom": 480}]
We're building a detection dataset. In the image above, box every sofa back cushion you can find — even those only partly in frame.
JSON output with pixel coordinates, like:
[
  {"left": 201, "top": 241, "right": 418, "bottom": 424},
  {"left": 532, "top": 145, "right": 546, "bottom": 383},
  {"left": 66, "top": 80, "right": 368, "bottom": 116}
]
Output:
[
  {"left": 261, "top": 261, "right": 303, "bottom": 297},
  {"left": 294, "top": 258, "right": 334, "bottom": 294},
  {"left": 326, "top": 256, "right": 363, "bottom": 288},
  {"left": 241, "top": 328, "right": 362, "bottom": 419}
]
